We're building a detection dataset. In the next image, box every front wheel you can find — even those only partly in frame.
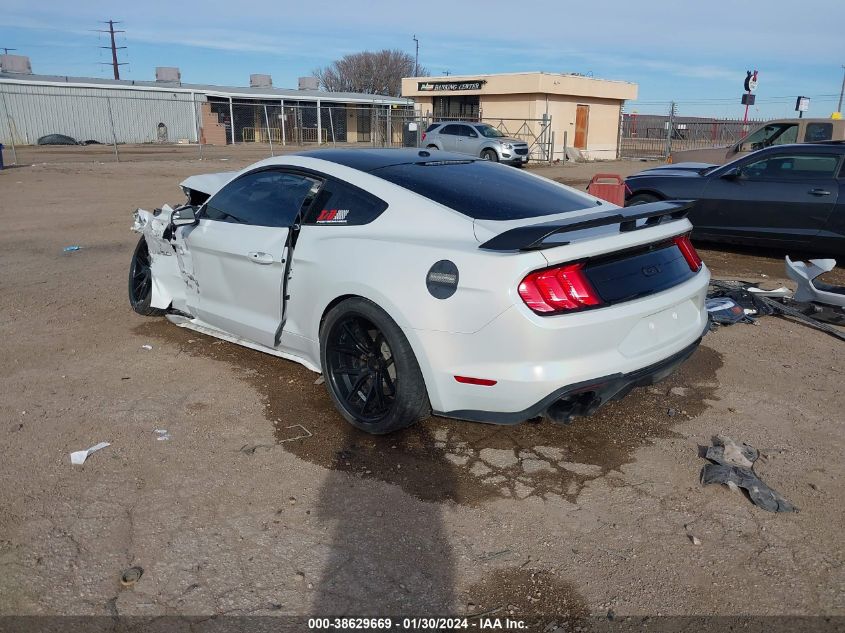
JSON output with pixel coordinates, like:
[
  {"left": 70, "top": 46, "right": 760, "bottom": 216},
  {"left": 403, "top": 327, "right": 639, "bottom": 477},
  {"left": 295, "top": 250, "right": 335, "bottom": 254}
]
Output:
[
  {"left": 320, "top": 298, "right": 429, "bottom": 434},
  {"left": 128, "top": 237, "right": 165, "bottom": 316},
  {"left": 481, "top": 148, "right": 498, "bottom": 162}
]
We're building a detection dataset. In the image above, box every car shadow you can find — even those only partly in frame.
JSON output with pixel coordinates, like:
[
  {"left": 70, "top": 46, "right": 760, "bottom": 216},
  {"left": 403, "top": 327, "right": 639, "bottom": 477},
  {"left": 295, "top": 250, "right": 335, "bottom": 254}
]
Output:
[{"left": 309, "top": 425, "right": 457, "bottom": 614}]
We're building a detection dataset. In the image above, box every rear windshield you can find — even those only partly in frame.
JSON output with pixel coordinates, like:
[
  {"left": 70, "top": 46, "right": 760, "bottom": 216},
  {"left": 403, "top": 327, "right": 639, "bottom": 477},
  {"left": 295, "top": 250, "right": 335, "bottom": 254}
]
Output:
[{"left": 370, "top": 160, "right": 596, "bottom": 220}]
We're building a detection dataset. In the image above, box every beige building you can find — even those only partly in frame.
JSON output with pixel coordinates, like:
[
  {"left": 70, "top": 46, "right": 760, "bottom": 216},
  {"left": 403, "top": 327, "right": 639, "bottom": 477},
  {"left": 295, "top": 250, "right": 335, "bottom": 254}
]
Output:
[{"left": 402, "top": 71, "right": 638, "bottom": 160}]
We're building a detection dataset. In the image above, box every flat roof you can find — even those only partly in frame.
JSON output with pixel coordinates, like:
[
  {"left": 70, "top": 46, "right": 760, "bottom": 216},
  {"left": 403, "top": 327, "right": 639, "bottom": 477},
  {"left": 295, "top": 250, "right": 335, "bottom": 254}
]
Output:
[
  {"left": 411, "top": 70, "right": 636, "bottom": 85},
  {"left": 401, "top": 71, "right": 637, "bottom": 101},
  {"left": 0, "top": 72, "right": 411, "bottom": 105}
]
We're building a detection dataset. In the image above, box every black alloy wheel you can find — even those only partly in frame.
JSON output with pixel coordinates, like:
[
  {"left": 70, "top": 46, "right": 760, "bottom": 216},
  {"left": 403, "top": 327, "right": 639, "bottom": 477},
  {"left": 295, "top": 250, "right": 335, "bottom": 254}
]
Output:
[
  {"left": 128, "top": 237, "right": 165, "bottom": 316},
  {"left": 325, "top": 315, "right": 397, "bottom": 425},
  {"left": 320, "top": 298, "right": 429, "bottom": 434}
]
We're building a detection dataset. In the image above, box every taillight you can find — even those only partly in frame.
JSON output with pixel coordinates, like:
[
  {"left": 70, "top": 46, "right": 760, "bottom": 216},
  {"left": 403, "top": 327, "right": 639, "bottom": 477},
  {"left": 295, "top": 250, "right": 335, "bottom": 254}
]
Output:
[
  {"left": 421, "top": 132, "right": 427, "bottom": 141},
  {"left": 518, "top": 262, "right": 602, "bottom": 314},
  {"left": 673, "top": 234, "right": 702, "bottom": 272}
]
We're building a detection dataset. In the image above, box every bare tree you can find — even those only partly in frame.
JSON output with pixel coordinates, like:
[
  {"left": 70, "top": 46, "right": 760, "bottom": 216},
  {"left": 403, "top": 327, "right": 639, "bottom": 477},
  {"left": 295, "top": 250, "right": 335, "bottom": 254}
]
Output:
[{"left": 313, "top": 50, "right": 427, "bottom": 97}]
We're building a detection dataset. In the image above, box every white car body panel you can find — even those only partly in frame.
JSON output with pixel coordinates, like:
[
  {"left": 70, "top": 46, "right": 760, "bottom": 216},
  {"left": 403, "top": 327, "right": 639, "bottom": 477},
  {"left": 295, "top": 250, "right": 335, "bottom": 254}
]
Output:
[
  {"left": 132, "top": 152, "right": 710, "bottom": 421},
  {"left": 180, "top": 171, "right": 238, "bottom": 198}
]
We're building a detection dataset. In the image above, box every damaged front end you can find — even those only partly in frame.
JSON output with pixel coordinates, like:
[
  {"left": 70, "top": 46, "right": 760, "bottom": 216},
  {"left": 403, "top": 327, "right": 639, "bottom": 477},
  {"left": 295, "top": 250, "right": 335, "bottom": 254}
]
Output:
[{"left": 131, "top": 205, "right": 197, "bottom": 314}]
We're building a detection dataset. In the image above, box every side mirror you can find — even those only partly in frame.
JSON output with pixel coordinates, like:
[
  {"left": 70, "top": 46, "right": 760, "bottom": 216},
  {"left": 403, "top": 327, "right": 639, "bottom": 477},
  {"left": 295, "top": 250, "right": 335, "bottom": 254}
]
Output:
[
  {"left": 171, "top": 206, "right": 198, "bottom": 227},
  {"left": 720, "top": 167, "right": 741, "bottom": 180}
]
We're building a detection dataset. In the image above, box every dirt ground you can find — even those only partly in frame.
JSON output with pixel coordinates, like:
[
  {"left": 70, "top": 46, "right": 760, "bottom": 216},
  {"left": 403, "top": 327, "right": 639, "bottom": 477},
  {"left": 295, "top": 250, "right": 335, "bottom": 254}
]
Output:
[{"left": 1, "top": 148, "right": 843, "bottom": 629}]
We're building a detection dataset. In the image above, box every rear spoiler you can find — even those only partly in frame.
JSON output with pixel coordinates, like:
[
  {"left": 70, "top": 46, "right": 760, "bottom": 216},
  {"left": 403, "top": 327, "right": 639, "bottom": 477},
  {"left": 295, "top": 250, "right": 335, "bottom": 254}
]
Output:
[{"left": 479, "top": 200, "right": 695, "bottom": 252}]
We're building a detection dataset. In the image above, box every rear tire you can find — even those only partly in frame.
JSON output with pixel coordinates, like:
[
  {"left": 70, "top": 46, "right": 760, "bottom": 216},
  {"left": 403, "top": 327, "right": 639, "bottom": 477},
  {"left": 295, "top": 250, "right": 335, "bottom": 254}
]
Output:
[
  {"left": 128, "top": 237, "right": 165, "bottom": 316},
  {"left": 320, "top": 298, "right": 430, "bottom": 434},
  {"left": 481, "top": 148, "right": 499, "bottom": 162},
  {"left": 626, "top": 193, "right": 661, "bottom": 207}
]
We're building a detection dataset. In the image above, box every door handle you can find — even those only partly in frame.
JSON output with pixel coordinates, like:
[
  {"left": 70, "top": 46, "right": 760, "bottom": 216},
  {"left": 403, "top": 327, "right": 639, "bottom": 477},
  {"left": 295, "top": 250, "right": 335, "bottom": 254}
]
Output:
[
  {"left": 247, "top": 251, "right": 274, "bottom": 265},
  {"left": 808, "top": 189, "right": 831, "bottom": 196}
]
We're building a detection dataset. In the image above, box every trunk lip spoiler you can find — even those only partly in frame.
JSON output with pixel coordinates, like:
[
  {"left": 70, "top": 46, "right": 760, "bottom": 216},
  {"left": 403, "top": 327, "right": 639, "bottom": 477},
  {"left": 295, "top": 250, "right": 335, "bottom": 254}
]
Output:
[{"left": 478, "top": 200, "right": 695, "bottom": 252}]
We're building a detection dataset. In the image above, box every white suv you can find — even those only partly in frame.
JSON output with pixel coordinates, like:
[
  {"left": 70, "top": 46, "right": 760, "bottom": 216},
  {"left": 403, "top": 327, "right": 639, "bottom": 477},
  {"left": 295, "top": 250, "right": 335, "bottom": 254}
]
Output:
[{"left": 422, "top": 122, "right": 530, "bottom": 165}]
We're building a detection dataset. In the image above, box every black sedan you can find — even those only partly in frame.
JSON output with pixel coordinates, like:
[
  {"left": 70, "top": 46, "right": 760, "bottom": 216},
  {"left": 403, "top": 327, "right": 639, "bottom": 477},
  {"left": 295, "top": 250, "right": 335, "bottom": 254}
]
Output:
[{"left": 624, "top": 142, "right": 845, "bottom": 256}]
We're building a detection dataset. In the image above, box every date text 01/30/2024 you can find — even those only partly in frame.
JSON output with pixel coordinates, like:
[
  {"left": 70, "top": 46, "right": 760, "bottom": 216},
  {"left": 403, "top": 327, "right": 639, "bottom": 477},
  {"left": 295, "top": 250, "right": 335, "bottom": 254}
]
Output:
[{"left": 307, "top": 617, "right": 528, "bottom": 630}]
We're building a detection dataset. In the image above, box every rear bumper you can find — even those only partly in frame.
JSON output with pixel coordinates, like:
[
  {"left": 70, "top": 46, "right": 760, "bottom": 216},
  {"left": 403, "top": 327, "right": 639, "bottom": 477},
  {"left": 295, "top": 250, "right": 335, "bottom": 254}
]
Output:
[
  {"left": 438, "top": 320, "right": 707, "bottom": 424},
  {"left": 415, "top": 267, "right": 710, "bottom": 421}
]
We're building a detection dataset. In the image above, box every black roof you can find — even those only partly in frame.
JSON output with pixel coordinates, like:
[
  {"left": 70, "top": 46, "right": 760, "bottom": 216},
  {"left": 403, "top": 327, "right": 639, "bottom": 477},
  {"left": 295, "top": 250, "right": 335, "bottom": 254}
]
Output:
[{"left": 296, "top": 148, "right": 476, "bottom": 172}]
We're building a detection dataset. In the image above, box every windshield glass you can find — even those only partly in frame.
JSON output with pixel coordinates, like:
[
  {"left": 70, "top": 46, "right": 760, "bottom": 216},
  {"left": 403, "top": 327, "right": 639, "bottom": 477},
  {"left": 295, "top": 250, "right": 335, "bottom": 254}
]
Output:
[{"left": 475, "top": 124, "right": 505, "bottom": 138}]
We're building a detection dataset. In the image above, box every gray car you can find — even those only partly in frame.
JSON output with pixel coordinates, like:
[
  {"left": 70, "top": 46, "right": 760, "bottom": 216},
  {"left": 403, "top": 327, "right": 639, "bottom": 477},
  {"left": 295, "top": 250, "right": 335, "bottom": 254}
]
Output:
[{"left": 422, "top": 121, "right": 530, "bottom": 166}]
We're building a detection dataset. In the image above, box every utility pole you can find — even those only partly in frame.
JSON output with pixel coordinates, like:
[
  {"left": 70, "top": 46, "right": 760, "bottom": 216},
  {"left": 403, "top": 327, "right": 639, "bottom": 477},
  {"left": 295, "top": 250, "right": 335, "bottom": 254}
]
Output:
[
  {"left": 1, "top": 48, "right": 17, "bottom": 55},
  {"left": 96, "top": 20, "right": 126, "bottom": 80},
  {"left": 838, "top": 65, "right": 845, "bottom": 114},
  {"left": 412, "top": 35, "right": 419, "bottom": 77}
]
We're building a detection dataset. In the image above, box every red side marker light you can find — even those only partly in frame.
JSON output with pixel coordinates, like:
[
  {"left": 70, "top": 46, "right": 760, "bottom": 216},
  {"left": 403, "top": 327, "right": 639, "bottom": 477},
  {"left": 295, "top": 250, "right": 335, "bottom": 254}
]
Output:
[{"left": 454, "top": 376, "right": 497, "bottom": 386}]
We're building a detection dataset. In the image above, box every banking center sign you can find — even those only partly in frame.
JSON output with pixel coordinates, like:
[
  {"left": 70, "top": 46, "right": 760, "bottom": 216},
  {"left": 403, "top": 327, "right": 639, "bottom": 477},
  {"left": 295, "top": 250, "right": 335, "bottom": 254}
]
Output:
[{"left": 417, "top": 80, "right": 487, "bottom": 92}]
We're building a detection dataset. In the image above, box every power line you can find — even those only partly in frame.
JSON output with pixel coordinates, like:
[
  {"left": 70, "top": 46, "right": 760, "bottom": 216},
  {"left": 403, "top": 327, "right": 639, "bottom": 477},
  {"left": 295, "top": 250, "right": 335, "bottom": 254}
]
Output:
[{"left": 95, "top": 20, "right": 126, "bottom": 80}]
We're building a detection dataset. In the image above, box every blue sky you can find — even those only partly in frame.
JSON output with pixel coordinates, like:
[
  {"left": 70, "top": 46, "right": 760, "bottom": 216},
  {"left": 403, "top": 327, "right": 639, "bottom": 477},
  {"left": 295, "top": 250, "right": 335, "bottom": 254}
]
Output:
[{"left": 1, "top": 0, "right": 843, "bottom": 118}]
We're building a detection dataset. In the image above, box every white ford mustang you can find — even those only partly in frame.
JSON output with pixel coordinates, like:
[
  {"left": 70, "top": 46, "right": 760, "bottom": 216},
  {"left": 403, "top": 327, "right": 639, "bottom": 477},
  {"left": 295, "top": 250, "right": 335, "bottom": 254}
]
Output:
[{"left": 129, "top": 148, "right": 710, "bottom": 434}]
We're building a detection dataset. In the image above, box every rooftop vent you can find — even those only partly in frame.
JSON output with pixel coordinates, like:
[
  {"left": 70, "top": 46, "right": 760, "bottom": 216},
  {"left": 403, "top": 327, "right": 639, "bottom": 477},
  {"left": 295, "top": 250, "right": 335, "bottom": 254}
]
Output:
[
  {"left": 0, "top": 54, "right": 32, "bottom": 74},
  {"left": 250, "top": 74, "right": 272, "bottom": 88},
  {"left": 155, "top": 67, "right": 181, "bottom": 83},
  {"left": 298, "top": 76, "right": 319, "bottom": 91}
]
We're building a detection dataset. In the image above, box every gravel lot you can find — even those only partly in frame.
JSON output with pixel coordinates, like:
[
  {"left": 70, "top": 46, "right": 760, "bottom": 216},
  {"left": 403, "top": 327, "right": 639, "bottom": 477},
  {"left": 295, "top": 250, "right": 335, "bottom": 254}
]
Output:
[{"left": 1, "top": 147, "right": 843, "bottom": 627}]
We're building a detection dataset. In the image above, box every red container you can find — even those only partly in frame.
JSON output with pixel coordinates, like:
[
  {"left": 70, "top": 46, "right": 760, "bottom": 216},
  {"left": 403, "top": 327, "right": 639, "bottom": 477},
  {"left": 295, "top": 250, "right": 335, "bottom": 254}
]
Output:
[{"left": 586, "top": 173, "right": 626, "bottom": 206}]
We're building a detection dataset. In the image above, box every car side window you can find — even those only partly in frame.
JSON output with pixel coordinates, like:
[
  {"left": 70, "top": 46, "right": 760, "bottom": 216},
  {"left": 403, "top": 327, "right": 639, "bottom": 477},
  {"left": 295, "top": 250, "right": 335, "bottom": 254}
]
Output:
[
  {"left": 303, "top": 178, "right": 388, "bottom": 226},
  {"left": 460, "top": 125, "right": 478, "bottom": 138},
  {"left": 804, "top": 123, "right": 833, "bottom": 142},
  {"left": 741, "top": 154, "right": 839, "bottom": 181},
  {"left": 204, "top": 170, "right": 321, "bottom": 227},
  {"left": 742, "top": 123, "right": 798, "bottom": 151},
  {"left": 441, "top": 124, "right": 460, "bottom": 135}
]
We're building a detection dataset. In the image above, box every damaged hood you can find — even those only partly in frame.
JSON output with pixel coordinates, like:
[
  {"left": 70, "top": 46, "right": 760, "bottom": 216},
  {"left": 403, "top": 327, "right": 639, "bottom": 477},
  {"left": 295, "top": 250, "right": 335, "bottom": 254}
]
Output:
[{"left": 180, "top": 171, "right": 238, "bottom": 197}]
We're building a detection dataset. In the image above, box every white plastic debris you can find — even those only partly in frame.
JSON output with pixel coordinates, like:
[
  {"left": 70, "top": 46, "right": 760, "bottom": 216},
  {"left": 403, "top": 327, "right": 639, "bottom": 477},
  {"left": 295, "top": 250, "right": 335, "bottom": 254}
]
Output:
[
  {"left": 141, "top": 344, "right": 153, "bottom": 350},
  {"left": 747, "top": 286, "right": 792, "bottom": 298},
  {"left": 70, "top": 442, "right": 111, "bottom": 465},
  {"left": 154, "top": 429, "right": 171, "bottom": 441},
  {"left": 785, "top": 256, "right": 845, "bottom": 307}
]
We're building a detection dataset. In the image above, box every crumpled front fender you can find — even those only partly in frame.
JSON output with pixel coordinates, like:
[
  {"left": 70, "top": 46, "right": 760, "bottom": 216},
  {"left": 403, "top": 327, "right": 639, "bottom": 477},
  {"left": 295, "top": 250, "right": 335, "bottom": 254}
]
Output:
[{"left": 131, "top": 205, "right": 194, "bottom": 311}]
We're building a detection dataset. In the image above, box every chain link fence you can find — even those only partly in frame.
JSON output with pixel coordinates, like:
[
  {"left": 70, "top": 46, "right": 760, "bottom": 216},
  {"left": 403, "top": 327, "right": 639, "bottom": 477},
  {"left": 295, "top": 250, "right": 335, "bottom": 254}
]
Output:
[
  {"left": 0, "top": 84, "right": 428, "bottom": 164},
  {"left": 0, "top": 84, "right": 562, "bottom": 166},
  {"left": 619, "top": 102, "right": 766, "bottom": 159}
]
